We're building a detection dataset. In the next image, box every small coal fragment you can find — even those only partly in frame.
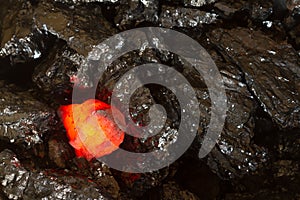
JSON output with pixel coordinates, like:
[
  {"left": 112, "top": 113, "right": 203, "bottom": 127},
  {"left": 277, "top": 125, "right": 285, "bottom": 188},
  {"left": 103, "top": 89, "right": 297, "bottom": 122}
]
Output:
[
  {"left": 214, "top": 0, "right": 273, "bottom": 26},
  {"left": 0, "top": 149, "right": 113, "bottom": 199},
  {"left": 214, "top": 1, "right": 242, "bottom": 17},
  {"left": 285, "top": 0, "right": 300, "bottom": 49},
  {"left": 29, "top": 0, "right": 119, "bottom": 104},
  {"left": 0, "top": 1, "right": 33, "bottom": 47},
  {"left": 290, "top": 2, "right": 300, "bottom": 21},
  {"left": 89, "top": 161, "right": 120, "bottom": 199},
  {"left": 0, "top": 149, "right": 29, "bottom": 200},
  {"left": 48, "top": 132, "right": 75, "bottom": 168},
  {"left": 34, "top": 0, "right": 117, "bottom": 55},
  {"left": 32, "top": 43, "right": 84, "bottom": 105},
  {"left": 0, "top": 81, "right": 57, "bottom": 148},
  {"left": 70, "top": 159, "right": 121, "bottom": 199},
  {"left": 96, "top": 49, "right": 162, "bottom": 102},
  {"left": 183, "top": 0, "right": 216, "bottom": 7},
  {"left": 214, "top": 2, "right": 241, "bottom": 18},
  {"left": 0, "top": 29, "right": 45, "bottom": 64},
  {"left": 250, "top": 1, "right": 273, "bottom": 22},
  {"left": 114, "top": 0, "right": 159, "bottom": 30},
  {"left": 0, "top": 28, "right": 51, "bottom": 84},
  {"left": 159, "top": 5, "right": 218, "bottom": 28},
  {"left": 209, "top": 27, "right": 300, "bottom": 129}
]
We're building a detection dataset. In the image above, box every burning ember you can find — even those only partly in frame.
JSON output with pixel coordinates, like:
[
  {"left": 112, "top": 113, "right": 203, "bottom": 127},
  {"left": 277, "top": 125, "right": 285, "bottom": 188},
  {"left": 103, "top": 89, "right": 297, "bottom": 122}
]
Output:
[{"left": 58, "top": 99, "right": 125, "bottom": 160}]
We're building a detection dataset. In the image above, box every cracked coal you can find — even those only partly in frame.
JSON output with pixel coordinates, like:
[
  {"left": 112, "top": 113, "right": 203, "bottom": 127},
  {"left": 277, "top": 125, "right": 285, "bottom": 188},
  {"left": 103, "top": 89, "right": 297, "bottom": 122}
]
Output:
[{"left": 0, "top": 0, "right": 300, "bottom": 199}]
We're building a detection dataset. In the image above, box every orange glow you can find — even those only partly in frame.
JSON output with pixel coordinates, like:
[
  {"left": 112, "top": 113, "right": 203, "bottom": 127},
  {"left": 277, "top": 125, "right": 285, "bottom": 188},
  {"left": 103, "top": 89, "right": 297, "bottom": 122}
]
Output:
[{"left": 58, "top": 99, "right": 125, "bottom": 160}]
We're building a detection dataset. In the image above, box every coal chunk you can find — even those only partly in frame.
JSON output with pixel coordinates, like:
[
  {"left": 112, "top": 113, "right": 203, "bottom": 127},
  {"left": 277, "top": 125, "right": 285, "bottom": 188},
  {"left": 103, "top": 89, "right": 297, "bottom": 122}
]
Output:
[
  {"left": 30, "top": 0, "right": 118, "bottom": 104},
  {"left": 0, "top": 1, "right": 55, "bottom": 83},
  {"left": 48, "top": 132, "right": 75, "bottom": 168},
  {"left": 0, "top": 81, "right": 57, "bottom": 147},
  {"left": 0, "top": 1, "right": 33, "bottom": 47},
  {"left": 185, "top": 48, "right": 268, "bottom": 179},
  {"left": 32, "top": 44, "right": 84, "bottom": 105},
  {"left": 208, "top": 27, "right": 300, "bottom": 128},
  {"left": 0, "top": 149, "right": 113, "bottom": 199},
  {"left": 183, "top": 0, "right": 216, "bottom": 7},
  {"left": 223, "top": 159, "right": 300, "bottom": 199},
  {"left": 159, "top": 5, "right": 218, "bottom": 28},
  {"left": 114, "top": 0, "right": 159, "bottom": 30},
  {"left": 69, "top": 158, "right": 121, "bottom": 199},
  {"left": 33, "top": 1, "right": 117, "bottom": 56},
  {"left": 208, "top": 63, "right": 267, "bottom": 179}
]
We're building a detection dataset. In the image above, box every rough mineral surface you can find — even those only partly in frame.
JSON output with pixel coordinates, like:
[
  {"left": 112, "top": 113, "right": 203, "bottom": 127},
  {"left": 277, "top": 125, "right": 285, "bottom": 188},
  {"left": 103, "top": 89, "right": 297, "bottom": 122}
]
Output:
[
  {"left": 208, "top": 27, "right": 300, "bottom": 129},
  {"left": 159, "top": 5, "right": 218, "bottom": 28},
  {"left": 180, "top": 47, "right": 267, "bottom": 179},
  {"left": 208, "top": 63, "right": 266, "bottom": 179},
  {"left": 184, "top": 0, "right": 216, "bottom": 7},
  {"left": 32, "top": 45, "right": 84, "bottom": 106},
  {"left": 0, "top": 81, "right": 57, "bottom": 147},
  {"left": 0, "top": 149, "right": 112, "bottom": 199},
  {"left": 114, "top": 0, "right": 159, "bottom": 29},
  {"left": 33, "top": 1, "right": 117, "bottom": 56}
]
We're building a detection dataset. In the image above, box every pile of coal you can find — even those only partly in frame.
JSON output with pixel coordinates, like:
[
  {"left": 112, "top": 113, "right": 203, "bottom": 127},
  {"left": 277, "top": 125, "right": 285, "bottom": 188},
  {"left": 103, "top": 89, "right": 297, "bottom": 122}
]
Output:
[{"left": 0, "top": 0, "right": 299, "bottom": 199}]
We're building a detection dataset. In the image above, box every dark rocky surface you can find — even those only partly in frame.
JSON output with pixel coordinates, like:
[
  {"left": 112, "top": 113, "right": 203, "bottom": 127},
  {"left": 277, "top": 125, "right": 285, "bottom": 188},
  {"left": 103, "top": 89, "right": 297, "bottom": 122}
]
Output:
[
  {"left": 0, "top": 149, "right": 114, "bottom": 199},
  {"left": 200, "top": 51, "right": 268, "bottom": 179},
  {"left": 159, "top": 5, "right": 218, "bottom": 28},
  {"left": 114, "top": 0, "right": 159, "bottom": 30},
  {"left": 208, "top": 27, "right": 300, "bottom": 129},
  {"left": 0, "top": 0, "right": 299, "bottom": 199},
  {"left": 0, "top": 81, "right": 58, "bottom": 148}
]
